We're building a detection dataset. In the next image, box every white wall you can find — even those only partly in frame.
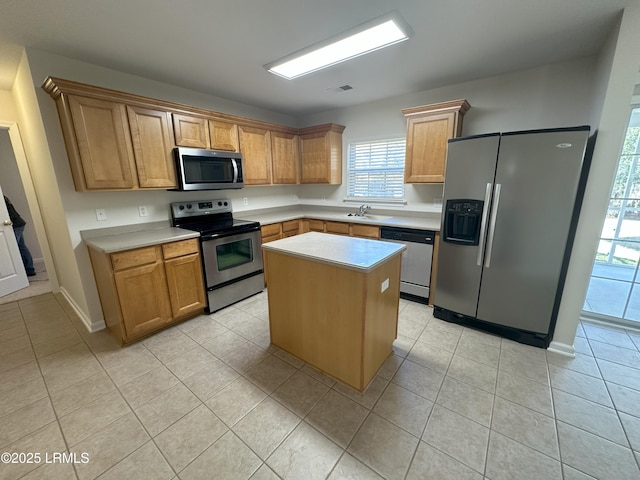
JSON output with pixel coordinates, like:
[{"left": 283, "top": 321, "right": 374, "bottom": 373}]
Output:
[
  {"left": 298, "top": 57, "right": 599, "bottom": 212},
  {"left": 553, "top": 3, "right": 640, "bottom": 352}
]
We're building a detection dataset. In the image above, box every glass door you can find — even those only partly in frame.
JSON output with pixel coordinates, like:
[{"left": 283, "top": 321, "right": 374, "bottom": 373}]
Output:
[{"left": 583, "top": 106, "right": 640, "bottom": 324}]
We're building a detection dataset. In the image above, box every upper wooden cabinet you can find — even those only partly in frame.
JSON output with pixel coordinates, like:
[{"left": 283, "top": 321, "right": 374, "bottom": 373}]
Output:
[
  {"left": 239, "top": 125, "right": 272, "bottom": 185},
  {"left": 271, "top": 131, "right": 299, "bottom": 184},
  {"left": 173, "top": 113, "right": 209, "bottom": 148},
  {"left": 172, "top": 115, "right": 240, "bottom": 152},
  {"left": 209, "top": 120, "right": 239, "bottom": 151},
  {"left": 66, "top": 95, "right": 137, "bottom": 190},
  {"left": 299, "top": 124, "right": 345, "bottom": 184},
  {"left": 43, "top": 77, "right": 345, "bottom": 190},
  {"left": 402, "top": 99, "right": 470, "bottom": 183},
  {"left": 43, "top": 78, "right": 177, "bottom": 191},
  {"left": 127, "top": 106, "right": 176, "bottom": 188}
]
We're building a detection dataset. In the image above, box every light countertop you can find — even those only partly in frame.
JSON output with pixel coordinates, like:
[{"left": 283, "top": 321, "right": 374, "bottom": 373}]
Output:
[
  {"left": 237, "top": 205, "right": 442, "bottom": 231},
  {"left": 262, "top": 231, "right": 406, "bottom": 272},
  {"left": 83, "top": 225, "right": 199, "bottom": 253}
]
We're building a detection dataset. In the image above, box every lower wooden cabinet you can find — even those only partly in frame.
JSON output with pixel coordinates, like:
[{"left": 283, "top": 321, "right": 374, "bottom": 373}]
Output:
[{"left": 89, "top": 238, "right": 205, "bottom": 344}]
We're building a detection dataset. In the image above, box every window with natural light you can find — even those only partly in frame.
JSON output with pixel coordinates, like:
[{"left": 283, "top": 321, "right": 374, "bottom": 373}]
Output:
[
  {"left": 583, "top": 106, "right": 640, "bottom": 325},
  {"left": 347, "top": 138, "right": 406, "bottom": 201}
]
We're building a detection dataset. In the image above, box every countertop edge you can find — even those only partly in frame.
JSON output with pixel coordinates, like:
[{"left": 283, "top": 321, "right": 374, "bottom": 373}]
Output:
[{"left": 84, "top": 228, "right": 200, "bottom": 253}]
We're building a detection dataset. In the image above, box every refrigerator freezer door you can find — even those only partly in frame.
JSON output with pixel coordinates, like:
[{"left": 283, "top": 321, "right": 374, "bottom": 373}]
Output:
[
  {"left": 435, "top": 134, "right": 500, "bottom": 317},
  {"left": 476, "top": 129, "right": 589, "bottom": 333}
]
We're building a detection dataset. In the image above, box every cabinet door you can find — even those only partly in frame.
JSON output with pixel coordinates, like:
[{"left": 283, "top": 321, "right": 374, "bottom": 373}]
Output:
[
  {"left": 238, "top": 126, "right": 272, "bottom": 185},
  {"left": 164, "top": 253, "right": 206, "bottom": 318},
  {"left": 325, "top": 221, "right": 350, "bottom": 236},
  {"left": 127, "top": 106, "right": 177, "bottom": 188},
  {"left": 351, "top": 224, "right": 379, "bottom": 239},
  {"left": 209, "top": 120, "right": 239, "bottom": 151},
  {"left": 404, "top": 112, "right": 456, "bottom": 183},
  {"left": 300, "top": 132, "right": 329, "bottom": 183},
  {"left": 114, "top": 260, "right": 172, "bottom": 339},
  {"left": 173, "top": 113, "right": 210, "bottom": 148},
  {"left": 271, "top": 132, "right": 299, "bottom": 184},
  {"left": 68, "top": 95, "right": 136, "bottom": 189}
]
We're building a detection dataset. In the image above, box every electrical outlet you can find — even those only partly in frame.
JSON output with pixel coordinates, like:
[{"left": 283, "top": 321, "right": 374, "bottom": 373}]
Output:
[
  {"left": 381, "top": 278, "right": 389, "bottom": 293},
  {"left": 138, "top": 205, "right": 148, "bottom": 217},
  {"left": 243, "top": 197, "right": 248, "bottom": 206},
  {"left": 95, "top": 209, "right": 107, "bottom": 221}
]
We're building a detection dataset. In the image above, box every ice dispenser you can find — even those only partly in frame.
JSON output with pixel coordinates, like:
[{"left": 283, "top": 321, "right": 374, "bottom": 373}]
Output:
[{"left": 442, "top": 199, "right": 484, "bottom": 245}]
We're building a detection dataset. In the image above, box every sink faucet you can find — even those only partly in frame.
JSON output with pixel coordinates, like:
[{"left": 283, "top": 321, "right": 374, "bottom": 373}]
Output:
[{"left": 355, "top": 204, "right": 371, "bottom": 216}]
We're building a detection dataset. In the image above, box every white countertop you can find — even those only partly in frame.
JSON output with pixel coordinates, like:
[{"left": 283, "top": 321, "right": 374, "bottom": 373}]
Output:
[
  {"left": 262, "top": 232, "right": 406, "bottom": 272},
  {"left": 237, "top": 205, "right": 442, "bottom": 231},
  {"left": 83, "top": 226, "right": 199, "bottom": 253}
]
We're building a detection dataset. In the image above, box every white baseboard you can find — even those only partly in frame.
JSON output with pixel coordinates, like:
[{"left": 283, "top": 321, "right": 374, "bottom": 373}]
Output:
[
  {"left": 547, "top": 341, "right": 575, "bottom": 357},
  {"left": 59, "top": 287, "right": 105, "bottom": 333}
]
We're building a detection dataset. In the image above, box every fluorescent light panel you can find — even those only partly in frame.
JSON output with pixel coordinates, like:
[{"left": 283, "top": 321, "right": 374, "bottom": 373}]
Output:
[{"left": 265, "top": 12, "right": 412, "bottom": 80}]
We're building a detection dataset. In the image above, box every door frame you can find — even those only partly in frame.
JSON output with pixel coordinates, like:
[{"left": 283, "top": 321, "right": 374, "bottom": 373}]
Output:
[{"left": 1, "top": 121, "right": 58, "bottom": 292}]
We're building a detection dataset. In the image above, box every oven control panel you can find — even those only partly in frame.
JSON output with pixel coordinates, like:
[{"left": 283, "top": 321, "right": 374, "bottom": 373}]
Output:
[{"left": 171, "top": 198, "right": 232, "bottom": 218}]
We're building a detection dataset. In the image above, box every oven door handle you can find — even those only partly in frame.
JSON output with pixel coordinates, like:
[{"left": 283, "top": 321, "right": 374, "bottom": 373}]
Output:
[
  {"left": 200, "top": 225, "right": 261, "bottom": 241},
  {"left": 231, "top": 159, "right": 239, "bottom": 183}
]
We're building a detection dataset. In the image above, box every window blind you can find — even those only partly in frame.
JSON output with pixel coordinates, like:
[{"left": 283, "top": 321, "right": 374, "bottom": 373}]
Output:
[{"left": 347, "top": 138, "right": 406, "bottom": 199}]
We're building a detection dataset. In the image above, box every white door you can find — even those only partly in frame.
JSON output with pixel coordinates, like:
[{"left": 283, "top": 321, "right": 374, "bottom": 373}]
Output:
[{"left": 0, "top": 184, "right": 28, "bottom": 297}]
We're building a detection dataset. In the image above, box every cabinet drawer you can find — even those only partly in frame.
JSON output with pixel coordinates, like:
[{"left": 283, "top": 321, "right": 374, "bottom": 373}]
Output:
[
  {"left": 111, "top": 246, "right": 159, "bottom": 271},
  {"left": 261, "top": 223, "right": 281, "bottom": 237},
  {"left": 262, "top": 234, "right": 281, "bottom": 243},
  {"left": 282, "top": 220, "right": 299, "bottom": 234},
  {"left": 162, "top": 238, "right": 200, "bottom": 259},
  {"left": 325, "top": 221, "right": 350, "bottom": 235},
  {"left": 307, "top": 219, "right": 325, "bottom": 232},
  {"left": 351, "top": 224, "right": 380, "bottom": 239}
]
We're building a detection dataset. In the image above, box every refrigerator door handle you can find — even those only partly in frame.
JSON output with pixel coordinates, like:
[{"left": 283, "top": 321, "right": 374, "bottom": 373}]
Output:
[
  {"left": 477, "top": 183, "right": 493, "bottom": 266},
  {"left": 484, "top": 183, "right": 501, "bottom": 268}
]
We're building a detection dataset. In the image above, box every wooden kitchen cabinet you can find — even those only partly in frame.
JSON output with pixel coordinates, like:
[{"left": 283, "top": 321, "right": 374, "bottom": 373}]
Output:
[
  {"left": 172, "top": 113, "right": 209, "bottom": 148},
  {"left": 209, "top": 120, "right": 239, "bottom": 151},
  {"left": 127, "top": 105, "right": 176, "bottom": 188},
  {"left": 43, "top": 78, "right": 178, "bottom": 190},
  {"left": 325, "top": 221, "right": 350, "bottom": 236},
  {"left": 43, "top": 77, "right": 344, "bottom": 190},
  {"left": 299, "top": 124, "right": 345, "bottom": 184},
  {"left": 261, "top": 223, "right": 282, "bottom": 243},
  {"left": 239, "top": 125, "right": 272, "bottom": 185},
  {"left": 271, "top": 131, "right": 299, "bottom": 184},
  {"left": 88, "top": 238, "right": 205, "bottom": 344},
  {"left": 66, "top": 95, "right": 137, "bottom": 190},
  {"left": 351, "top": 224, "right": 380, "bottom": 239},
  {"left": 281, "top": 220, "right": 300, "bottom": 237},
  {"left": 402, "top": 99, "right": 470, "bottom": 183}
]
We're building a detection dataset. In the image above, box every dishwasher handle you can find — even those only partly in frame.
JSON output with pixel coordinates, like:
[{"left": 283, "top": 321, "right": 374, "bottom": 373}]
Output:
[{"left": 380, "top": 227, "right": 435, "bottom": 244}]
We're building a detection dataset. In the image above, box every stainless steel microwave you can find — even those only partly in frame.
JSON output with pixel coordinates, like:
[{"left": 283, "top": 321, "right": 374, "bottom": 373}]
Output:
[{"left": 172, "top": 147, "right": 244, "bottom": 191}]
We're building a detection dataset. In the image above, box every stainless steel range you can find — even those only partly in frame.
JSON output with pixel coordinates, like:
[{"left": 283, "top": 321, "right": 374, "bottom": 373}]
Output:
[{"left": 170, "top": 199, "right": 264, "bottom": 313}]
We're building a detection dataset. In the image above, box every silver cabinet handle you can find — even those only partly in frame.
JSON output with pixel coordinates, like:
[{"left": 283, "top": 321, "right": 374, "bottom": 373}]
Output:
[
  {"left": 484, "top": 183, "right": 501, "bottom": 268},
  {"left": 3, "top": 220, "right": 12, "bottom": 226},
  {"left": 477, "top": 183, "right": 492, "bottom": 266},
  {"left": 231, "top": 159, "right": 239, "bottom": 183}
]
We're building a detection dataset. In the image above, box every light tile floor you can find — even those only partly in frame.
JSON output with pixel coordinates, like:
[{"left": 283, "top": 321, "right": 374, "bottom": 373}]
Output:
[{"left": 1, "top": 292, "right": 640, "bottom": 480}]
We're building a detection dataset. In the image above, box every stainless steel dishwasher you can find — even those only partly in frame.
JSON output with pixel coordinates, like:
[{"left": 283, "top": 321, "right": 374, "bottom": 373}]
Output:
[{"left": 380, "top": 226, "right": 434, "bottom": 303}]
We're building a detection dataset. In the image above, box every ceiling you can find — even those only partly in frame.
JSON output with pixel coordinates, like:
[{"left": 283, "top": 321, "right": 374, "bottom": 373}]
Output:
[{"left": 0, "top": 0, "right": 632, "bottom": 117}]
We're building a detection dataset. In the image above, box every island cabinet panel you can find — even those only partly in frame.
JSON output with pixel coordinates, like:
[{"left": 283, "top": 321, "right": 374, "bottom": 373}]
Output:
[
  {"left": 173, "top": 113, "right": 210, "bottom": 148},
  {"left": 403, "top": 99, "right": 469, "bottom": 184},
  {"left": 209, "top": 120, "right": 239, "bottom": 151},
  {"left": 68, "top": 95, "right": 137, "bottom": 189},
  {"left": 239, "top": 126, "right": 272, "bottom": 185},
  {"left": 264, "top": 239, "right": 402, "bottom": 391},
  {"left": 127, "top": 106, "right": 177, "bottom": 188},
  {"left": 271, "top": 131, "right": 299, "bottom": 184}
]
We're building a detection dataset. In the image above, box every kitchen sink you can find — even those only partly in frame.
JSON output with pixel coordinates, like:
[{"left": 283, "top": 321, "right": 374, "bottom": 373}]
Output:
[{"left": 346, "top": 214, "right": 393, "bottom": 221}]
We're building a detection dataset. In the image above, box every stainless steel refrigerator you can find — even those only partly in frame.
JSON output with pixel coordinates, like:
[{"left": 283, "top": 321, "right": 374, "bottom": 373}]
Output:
[{"left": 434, "top": 126, "right": 592, "bottom": 347}]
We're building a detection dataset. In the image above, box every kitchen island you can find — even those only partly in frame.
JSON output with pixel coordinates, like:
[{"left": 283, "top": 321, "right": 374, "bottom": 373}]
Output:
[{"left": 262, "top": 232, "right": 405, "bottom": 391}]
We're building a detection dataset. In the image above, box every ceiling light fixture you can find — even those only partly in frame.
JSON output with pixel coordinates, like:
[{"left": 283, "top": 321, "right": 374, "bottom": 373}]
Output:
[{"left": 265, "top": 11, "right": 412, "bottom": 80}]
